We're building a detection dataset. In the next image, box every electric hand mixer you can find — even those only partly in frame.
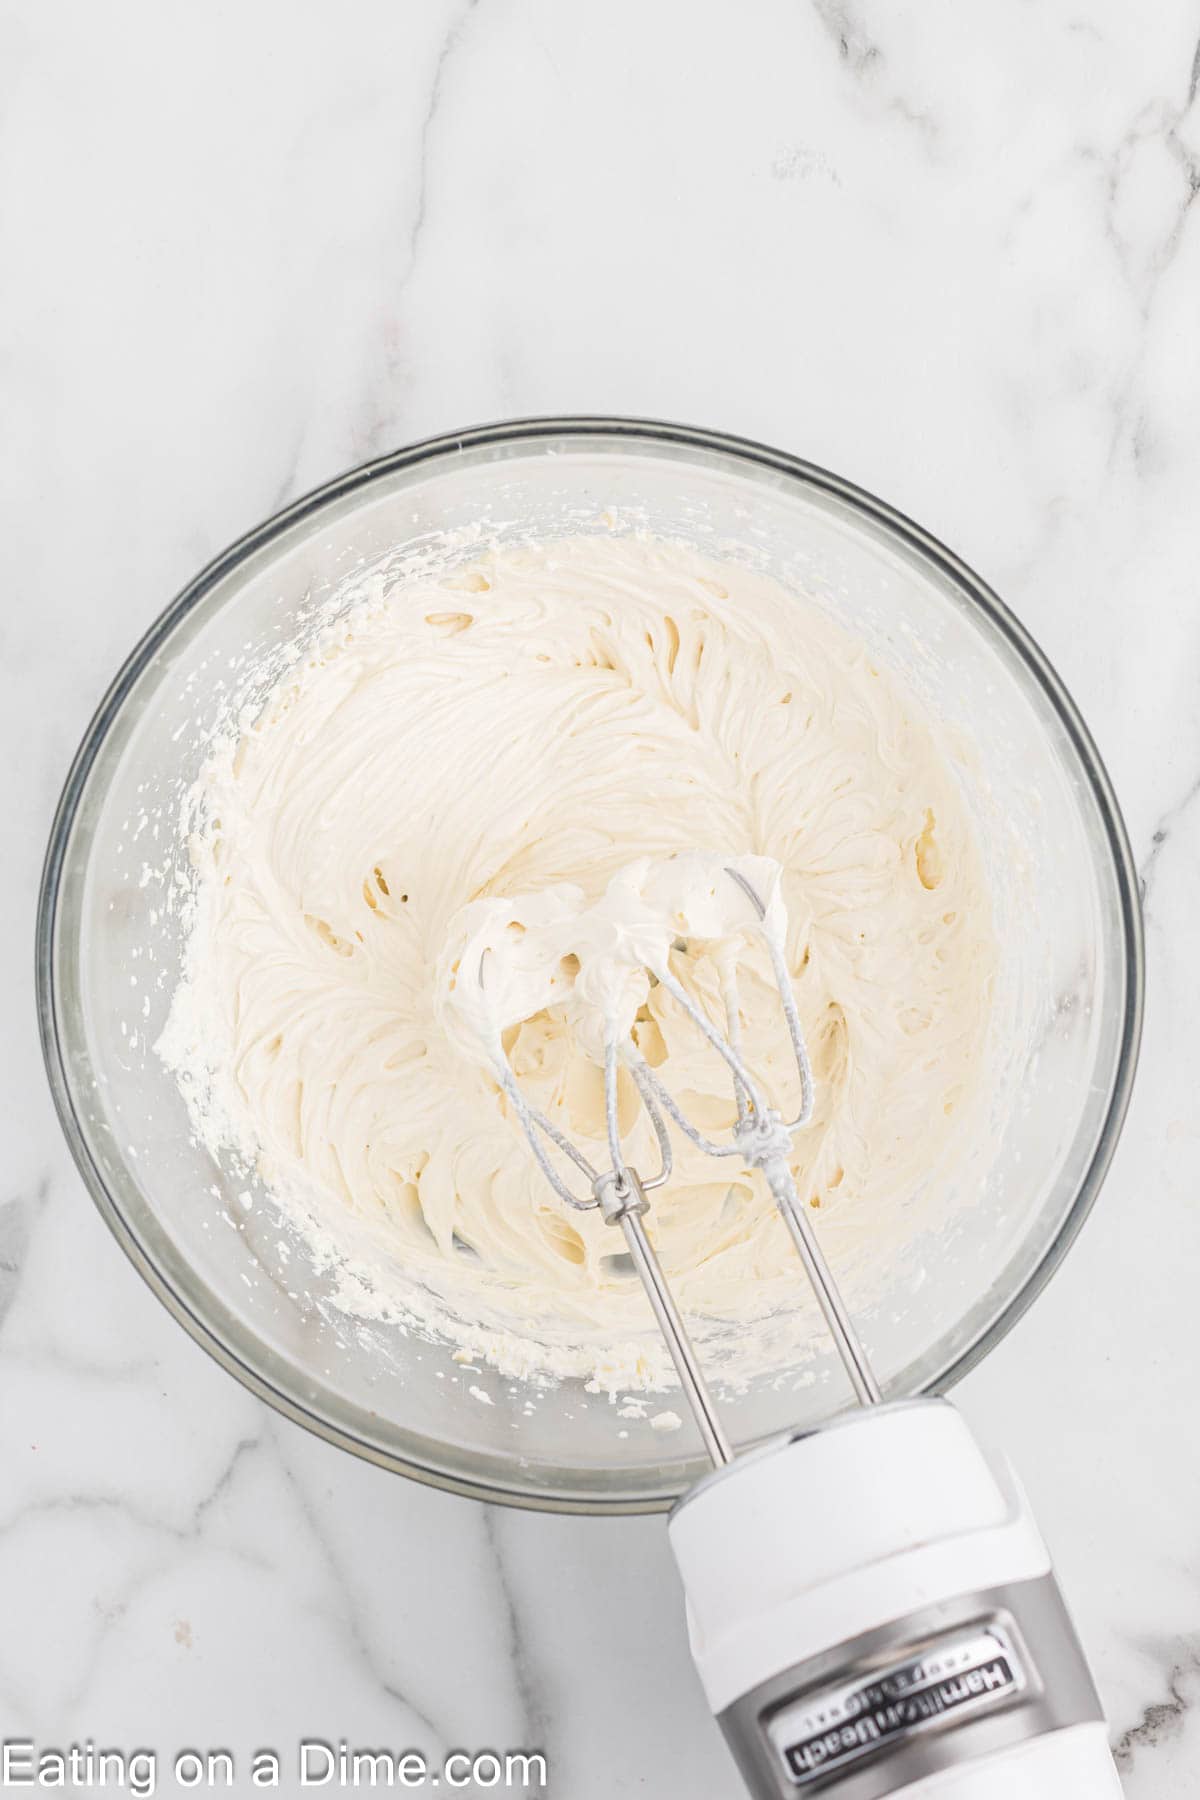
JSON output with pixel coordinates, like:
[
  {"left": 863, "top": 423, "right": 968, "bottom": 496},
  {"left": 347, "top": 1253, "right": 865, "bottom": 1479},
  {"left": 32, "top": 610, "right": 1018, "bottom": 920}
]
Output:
[{"left": 455, "top": 854, "right": 1123, "bottom": 1800}]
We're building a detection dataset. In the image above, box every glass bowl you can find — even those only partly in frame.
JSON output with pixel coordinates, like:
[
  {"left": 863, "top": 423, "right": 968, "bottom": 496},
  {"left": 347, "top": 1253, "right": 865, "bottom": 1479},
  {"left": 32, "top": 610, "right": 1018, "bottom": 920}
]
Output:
[{"left": 36, "top": 418, "right": 1143, "bottom": 1513}]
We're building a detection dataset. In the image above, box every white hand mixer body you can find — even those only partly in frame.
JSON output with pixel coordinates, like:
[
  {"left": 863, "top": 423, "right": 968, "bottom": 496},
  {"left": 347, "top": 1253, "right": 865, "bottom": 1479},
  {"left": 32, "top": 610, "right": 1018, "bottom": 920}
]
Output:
[
  {"left": 672, "top": 1403, "right": 1120, "bottom": 1798},
  {"left": 442, "top": 854, "right": 1123, "bottom": 1798}
]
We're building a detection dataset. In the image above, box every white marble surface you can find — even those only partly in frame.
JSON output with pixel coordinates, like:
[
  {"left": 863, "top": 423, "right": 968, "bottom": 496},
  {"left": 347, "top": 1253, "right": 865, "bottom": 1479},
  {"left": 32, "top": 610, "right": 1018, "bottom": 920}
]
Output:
[{"left": 3, "top": 1, "right": 1199, "bottom": 1793}]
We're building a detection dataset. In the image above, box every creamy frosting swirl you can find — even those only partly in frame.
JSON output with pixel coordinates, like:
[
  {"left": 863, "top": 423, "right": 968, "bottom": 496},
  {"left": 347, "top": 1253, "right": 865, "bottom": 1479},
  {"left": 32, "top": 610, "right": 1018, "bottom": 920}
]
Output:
[{"left": 161, "top": 534, "right": 995, "bottom": 1388}]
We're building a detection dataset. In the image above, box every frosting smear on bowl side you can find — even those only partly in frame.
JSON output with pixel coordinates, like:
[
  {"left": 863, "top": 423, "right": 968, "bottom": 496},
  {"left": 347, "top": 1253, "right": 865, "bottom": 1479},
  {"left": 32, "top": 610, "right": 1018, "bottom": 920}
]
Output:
[{"left": 159, "top": 534, "right": 996, "bottom": 1390}]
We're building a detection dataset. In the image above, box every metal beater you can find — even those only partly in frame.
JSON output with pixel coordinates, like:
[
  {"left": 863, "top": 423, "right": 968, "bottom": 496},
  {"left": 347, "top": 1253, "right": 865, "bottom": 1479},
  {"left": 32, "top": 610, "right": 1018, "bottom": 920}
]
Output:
[{"left": 489, "top": 861, "right": 880, "bottom": 1463}]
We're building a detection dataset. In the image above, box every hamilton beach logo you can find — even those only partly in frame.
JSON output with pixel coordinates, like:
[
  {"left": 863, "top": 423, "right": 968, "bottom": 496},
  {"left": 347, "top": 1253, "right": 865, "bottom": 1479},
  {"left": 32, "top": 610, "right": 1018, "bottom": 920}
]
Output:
[{"left": 780, "top": 1630, "right": 1024, "bottom": 1785}]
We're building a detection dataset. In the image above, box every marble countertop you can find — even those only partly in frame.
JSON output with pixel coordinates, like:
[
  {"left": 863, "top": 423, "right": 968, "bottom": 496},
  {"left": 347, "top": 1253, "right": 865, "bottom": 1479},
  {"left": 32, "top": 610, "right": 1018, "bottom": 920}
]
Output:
[{"left": 4, "top": 1, "right": 1198, "bottom": 1793}]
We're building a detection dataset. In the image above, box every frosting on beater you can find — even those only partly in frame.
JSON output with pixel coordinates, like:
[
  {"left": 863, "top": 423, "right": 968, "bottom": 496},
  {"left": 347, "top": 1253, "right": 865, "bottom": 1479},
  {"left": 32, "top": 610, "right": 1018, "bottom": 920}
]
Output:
[
  {"left": 438, "top": 851, "right": 786, "bottom": 1073},
  {"left": 160, "top": 534, "right": 996, "bottom": 1389}
]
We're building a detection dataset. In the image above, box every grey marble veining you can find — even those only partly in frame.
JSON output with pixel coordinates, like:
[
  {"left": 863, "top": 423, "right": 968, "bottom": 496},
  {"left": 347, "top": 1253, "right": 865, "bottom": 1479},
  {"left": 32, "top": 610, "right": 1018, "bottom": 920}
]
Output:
[{"left": 3, "top": 0, "right": 1199, "bottom": 1793}]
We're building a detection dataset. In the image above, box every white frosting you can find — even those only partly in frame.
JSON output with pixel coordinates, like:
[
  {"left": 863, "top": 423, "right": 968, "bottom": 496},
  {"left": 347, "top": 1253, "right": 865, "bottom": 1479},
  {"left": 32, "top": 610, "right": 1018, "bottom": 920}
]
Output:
[{"left": 160, "top": 534, "right": 996, "bottom": 1390}]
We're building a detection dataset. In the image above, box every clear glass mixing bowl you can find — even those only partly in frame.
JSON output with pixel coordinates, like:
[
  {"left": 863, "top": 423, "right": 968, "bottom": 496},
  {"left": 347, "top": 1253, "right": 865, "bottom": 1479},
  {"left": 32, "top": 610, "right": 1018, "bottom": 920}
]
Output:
[{"left": 37, "top": 419, "right": 1143, "bottom": 1513}]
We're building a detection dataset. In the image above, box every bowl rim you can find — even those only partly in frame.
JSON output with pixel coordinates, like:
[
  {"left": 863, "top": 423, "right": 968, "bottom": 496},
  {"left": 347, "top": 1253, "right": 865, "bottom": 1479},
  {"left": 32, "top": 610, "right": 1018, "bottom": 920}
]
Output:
[{"left": 35, "top": 414, "right": 1145, "bottom": 1514}]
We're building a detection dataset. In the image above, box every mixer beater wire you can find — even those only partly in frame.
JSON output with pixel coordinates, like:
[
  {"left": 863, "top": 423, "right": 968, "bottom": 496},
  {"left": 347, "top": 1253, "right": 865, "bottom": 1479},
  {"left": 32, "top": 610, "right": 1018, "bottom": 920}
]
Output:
[{"left": 492, "top": 865, "right": 882, "bottom": 1462}]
